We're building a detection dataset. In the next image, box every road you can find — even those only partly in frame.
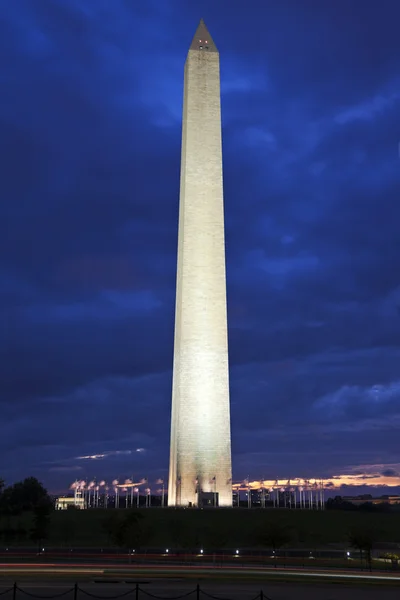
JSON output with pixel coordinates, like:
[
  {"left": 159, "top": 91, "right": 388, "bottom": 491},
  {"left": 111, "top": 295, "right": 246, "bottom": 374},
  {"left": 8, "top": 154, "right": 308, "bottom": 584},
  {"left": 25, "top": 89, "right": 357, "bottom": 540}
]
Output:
[
  {"left": 1, "top": 563, "right": 399, "bottom": 580},
  {"left": 0, "top": 579, "right": 399, "bottom": 600},
  {"left": 0, "top": 550, "right": 397, "bottom": 574}
]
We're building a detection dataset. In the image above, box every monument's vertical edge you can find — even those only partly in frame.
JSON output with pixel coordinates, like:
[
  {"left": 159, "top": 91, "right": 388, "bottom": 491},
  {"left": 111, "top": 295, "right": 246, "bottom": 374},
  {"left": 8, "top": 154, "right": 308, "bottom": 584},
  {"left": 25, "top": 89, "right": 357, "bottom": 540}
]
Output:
[{"left": 168, "top": 20, "right": 232, "bottom": 507}]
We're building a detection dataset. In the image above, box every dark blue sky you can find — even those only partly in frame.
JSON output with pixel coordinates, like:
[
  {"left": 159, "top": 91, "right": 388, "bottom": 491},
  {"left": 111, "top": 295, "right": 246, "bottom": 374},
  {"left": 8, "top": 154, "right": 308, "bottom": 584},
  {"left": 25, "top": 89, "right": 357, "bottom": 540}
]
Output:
[{"left": 1, "top": 0, "right": 400, "bottom": 495}]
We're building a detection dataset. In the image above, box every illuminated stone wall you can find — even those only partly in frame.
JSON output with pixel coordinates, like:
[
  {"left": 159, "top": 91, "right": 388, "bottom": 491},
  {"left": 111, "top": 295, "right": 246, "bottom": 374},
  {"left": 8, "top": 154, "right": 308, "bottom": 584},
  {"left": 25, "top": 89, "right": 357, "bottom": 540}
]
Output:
[{"left": 168, "top": 22, "right": 232, "bottom": 507}]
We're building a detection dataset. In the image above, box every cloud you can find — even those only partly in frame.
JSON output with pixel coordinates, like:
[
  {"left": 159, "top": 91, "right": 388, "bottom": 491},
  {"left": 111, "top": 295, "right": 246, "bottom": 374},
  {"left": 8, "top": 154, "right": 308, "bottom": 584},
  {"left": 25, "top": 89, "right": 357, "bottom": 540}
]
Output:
[
  {"left": 335, "top": 89, "right": 400, "bottom": 125},
  {"left": 381, "top": 469, "right": 400, "bottom": 478},
  {"left": 23, "top": 290, "right": 163, "bottom": 323},
  {"left": 0, "top": 0, "right": 399, "bottom": 493},
  {"left": 49, "top": 466, "right": 83, "bottom": 473},
  {"left": 76, "top": 449, "right": 146, "bottom": 460},
  {"left": 221, "top": 65, "right": 269, "bottom": 96},
  {"left": 315, "top": 380, "right": 400, "bottom": 420}
]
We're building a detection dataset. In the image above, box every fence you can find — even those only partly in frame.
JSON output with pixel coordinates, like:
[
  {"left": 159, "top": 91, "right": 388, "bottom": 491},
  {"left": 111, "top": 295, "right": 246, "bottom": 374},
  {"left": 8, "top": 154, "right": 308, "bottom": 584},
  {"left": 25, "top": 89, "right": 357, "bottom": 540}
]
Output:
[{"left": 0, "top": 584, "right": 272, "bottom": 600}]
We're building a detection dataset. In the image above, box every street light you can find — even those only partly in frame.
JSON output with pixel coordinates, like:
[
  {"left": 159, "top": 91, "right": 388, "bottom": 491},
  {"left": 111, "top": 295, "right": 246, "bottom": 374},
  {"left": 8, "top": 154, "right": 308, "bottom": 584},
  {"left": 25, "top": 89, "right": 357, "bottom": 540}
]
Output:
[{"left": 200, "top": 549, "right": 204, "bottom": 555}]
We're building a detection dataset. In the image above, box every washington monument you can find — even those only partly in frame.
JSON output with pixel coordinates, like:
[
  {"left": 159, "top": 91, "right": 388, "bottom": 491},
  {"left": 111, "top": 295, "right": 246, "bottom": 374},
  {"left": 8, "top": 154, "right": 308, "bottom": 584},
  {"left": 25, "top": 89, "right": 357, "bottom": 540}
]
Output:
[{"left": 168, "top": 20, "right": 232, "bottom": 507}]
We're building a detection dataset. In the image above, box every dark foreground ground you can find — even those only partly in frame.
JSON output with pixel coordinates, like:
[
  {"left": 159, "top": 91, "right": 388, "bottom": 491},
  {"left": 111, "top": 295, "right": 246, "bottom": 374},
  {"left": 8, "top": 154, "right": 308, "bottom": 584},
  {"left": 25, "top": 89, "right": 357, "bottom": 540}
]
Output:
[
  {"left": 6, "top": 507, "right": 400, "bottom": 548},
  {"left": 0, "top": 579, "right": 399, "bottom": 600}
]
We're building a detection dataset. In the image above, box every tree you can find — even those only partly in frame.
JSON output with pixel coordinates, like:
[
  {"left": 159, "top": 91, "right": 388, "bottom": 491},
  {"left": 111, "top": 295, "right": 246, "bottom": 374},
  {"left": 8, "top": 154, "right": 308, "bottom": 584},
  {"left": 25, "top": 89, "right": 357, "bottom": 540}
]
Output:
[
  {"left": 348, "top": 528, "right": 375, "bottom": 571},
  {"left": 326, "top": 496, "right": 357, "bottom": 511},
  {"left": 111, "top": 511, "right": 151, "bottom": 553},
  {"left": 102, "top": 513, "right": 121, "bottom": 546},
  {"left": 0, "top": 478, "right": 51, "bottom": 516},
  {"left": 15, "top": 478, "right": 51, "bottom": 512},
  {"left": 0, "top": 486, "right": 24, "bottom": 546},
  {"left": 30, "top": 497, "right": 53, "bottom": 550},
  {"left": 0, "top": 486, "right": 23, "bottom": 518},
  {"left": 59, "top": 511, "right": 77, "bottom": 547},
  {"left": 0, "top": 478, "right": 51, "bottom": 547},
  {"left": 259, "top": 522, "right": 291, "bottom": 556}
]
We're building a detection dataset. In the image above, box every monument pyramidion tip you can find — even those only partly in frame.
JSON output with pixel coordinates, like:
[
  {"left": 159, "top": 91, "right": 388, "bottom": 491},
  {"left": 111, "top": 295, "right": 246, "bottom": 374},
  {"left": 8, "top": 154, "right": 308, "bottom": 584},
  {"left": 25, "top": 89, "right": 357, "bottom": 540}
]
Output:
[{"left": 190, "top": 18, "right": 218, "bottom": 52}]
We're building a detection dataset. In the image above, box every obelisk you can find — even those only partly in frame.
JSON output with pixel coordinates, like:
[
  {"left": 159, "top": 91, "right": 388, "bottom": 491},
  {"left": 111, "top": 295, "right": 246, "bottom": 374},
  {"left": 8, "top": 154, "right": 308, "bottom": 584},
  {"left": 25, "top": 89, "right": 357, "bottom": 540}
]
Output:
[{"left": 168, "top": 20, "right": 232, "bottom": 507}]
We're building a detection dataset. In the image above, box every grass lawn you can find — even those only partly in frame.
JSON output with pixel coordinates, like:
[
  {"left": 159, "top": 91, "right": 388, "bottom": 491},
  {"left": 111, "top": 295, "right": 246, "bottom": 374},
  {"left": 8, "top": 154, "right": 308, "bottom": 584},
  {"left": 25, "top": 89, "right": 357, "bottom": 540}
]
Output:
[{"left": 41, "top": 508, "right": 400, "bottom": 549}]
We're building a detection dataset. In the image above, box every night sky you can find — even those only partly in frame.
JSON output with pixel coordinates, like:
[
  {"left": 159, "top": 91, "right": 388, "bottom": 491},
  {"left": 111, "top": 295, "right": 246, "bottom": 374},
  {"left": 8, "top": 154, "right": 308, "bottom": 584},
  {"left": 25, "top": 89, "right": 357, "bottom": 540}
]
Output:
[{"left": 1, "top": 0, "right": 400, "bottom": 496}]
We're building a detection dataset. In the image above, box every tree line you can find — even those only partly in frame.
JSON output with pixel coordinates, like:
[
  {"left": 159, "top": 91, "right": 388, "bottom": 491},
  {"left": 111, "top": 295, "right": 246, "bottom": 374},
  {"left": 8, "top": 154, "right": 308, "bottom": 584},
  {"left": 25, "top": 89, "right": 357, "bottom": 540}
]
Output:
[
  {"left": 0, "top": 477, "right": 53, "bottom": 546},
  {"left": 326, "top": 496, "right": 399, "bottom": 512}
]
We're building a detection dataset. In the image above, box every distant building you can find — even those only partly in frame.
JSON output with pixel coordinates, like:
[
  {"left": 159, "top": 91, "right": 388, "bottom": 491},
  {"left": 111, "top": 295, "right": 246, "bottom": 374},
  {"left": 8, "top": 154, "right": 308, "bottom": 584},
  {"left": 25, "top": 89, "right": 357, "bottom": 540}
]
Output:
[
  {"left": 55, "top": 496, "right": 85, "bottom": 510},
  {"left": 343, "top": 494, "right": 400, "bottom": 506}
]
